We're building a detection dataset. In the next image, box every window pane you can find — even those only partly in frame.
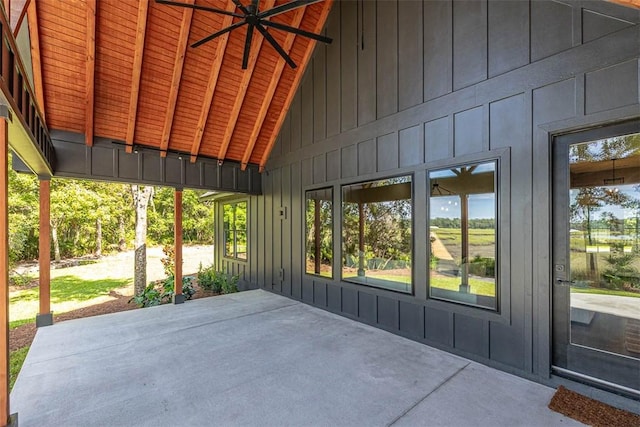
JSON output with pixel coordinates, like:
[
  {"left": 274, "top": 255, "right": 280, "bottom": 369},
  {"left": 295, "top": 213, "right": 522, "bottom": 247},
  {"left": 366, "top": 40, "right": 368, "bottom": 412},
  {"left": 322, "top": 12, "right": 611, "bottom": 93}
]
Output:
[
  {"left": 222, "top": 201, "right": 248, "bottom": 260},
  {"left": 342, "top": 176, "right": 413, "bottom": 293},
  {"left": 305, "top": 188, "right": 333, "bottom": 277},
  {"left": 429, "top": 161, "right": 497, "bottom": 310}
]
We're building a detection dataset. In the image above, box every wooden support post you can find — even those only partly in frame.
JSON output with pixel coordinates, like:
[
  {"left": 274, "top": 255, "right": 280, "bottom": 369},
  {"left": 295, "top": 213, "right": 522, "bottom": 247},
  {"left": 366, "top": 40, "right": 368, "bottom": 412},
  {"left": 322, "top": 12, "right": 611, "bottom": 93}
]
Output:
[
  {"left": 0, "top": 115, "right": 16, "bottom": 426},
  {"left": 173, "top": 189, "right": 183, "bottom": 304},
  {"left": 36, "top": 178, "right": 52, "bottom": 327},
  {"left": 358, "top": 203, "right": 365, "bottom": 277}
]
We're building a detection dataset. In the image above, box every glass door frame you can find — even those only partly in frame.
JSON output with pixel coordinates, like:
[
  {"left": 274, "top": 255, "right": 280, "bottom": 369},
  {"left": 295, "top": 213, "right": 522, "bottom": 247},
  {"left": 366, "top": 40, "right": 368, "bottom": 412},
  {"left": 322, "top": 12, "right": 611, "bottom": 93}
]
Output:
[{"left": 551, "top": 119, "right": 640, "bottom": 399}]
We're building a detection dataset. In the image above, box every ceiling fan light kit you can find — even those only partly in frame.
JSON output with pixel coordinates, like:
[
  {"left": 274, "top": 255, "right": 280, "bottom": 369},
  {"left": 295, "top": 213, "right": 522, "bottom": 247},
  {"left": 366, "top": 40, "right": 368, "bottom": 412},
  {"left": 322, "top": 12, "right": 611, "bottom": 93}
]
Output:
[{"left": 156, "top": 0, "right": 332, "bottom": 69}]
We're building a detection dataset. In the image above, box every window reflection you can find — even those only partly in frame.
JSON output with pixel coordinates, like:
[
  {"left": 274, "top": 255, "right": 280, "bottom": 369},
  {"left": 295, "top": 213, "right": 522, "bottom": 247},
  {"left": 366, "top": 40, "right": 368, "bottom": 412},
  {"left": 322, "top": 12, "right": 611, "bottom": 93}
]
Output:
[
  {"left": 305, "top": 188, "right": 333, "bottom": 277},
  {"left": 569, "top": 133, "right": 640, "bottom": 359},
  {"left": 342, "top": 176, "right": 413, "bottom": 293},
  {"left": 223, "top": 201, "right": 247, "bottom": 260},
  {"left": 429, "top": 161, "right": 497, "bottom": 310}
]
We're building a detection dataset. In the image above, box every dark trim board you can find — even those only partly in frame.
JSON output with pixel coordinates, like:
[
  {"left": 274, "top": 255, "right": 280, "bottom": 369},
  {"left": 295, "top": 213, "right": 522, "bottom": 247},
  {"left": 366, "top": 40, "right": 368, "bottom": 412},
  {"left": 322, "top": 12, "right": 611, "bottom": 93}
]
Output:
[
  {"left": 13, "top": 130, "right": 262, "bottom": 194},
  {"left": 220, "top": 0, "right": 640, "bottom": 409}
]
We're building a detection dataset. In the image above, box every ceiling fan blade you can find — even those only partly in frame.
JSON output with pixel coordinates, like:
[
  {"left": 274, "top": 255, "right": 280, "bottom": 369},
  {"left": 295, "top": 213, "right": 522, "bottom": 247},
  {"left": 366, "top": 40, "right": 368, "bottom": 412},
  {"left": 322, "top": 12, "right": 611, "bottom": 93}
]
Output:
[
  {"left": 258, "top": 0, "right": 324, "bottom": 19},
  {"left": 230, "top": 0, "right": 251, "bottom": 15},
  {"left": 191, "top": 20, "right": 247, "bottom": 48},
  {"left": 255, "top": 23, "right": 297, "bottom": 68},
  {"left": 155, "top": 0, "right": 244, "bottom": 18},
  {"left": 260, "top": 20, "right": 332, "bottom": 44},
  {"left": 242, "top": 24, "right": 255, "bottom": 69}
]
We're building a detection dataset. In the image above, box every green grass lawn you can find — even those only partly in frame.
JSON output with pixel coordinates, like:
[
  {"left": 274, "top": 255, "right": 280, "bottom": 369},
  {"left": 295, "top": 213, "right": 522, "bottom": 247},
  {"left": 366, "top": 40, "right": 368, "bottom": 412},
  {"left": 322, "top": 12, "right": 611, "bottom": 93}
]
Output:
[
  {"left": 10, "top": 346, "right": 29, "bottom": 390},
  {"left": 430, "top": 276, "right": 496, "bottom": 297},
  {"left": 10, "top": 275, "right": 131, "bottom": 327},
  {"left": 433, "top": 228, "right": 495, "bottom": 245}
]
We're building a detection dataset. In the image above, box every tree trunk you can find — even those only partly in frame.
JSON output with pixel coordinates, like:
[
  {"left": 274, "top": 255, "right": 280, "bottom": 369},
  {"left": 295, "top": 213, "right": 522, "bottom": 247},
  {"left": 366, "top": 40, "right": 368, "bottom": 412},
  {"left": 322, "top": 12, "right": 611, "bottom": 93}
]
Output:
[
  {"left": 118, "top": 215, "right": 126, "bottom": 252},
  {"left": 51, "top": 223, "right": 61, "bottom": 262},
  {"left": 132, "top": 185, "right": 154, "bottom": 295},
  {"left": 95, "top": 217, "right": 102, "bottom": 257}
]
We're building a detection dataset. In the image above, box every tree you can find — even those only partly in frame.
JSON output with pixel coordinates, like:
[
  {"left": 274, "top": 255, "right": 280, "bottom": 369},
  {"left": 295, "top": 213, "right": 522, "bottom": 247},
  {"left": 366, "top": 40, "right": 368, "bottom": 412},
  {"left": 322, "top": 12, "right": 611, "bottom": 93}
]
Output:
[{"left": 131, "top": 185, "right": 154, "bottom": 295}]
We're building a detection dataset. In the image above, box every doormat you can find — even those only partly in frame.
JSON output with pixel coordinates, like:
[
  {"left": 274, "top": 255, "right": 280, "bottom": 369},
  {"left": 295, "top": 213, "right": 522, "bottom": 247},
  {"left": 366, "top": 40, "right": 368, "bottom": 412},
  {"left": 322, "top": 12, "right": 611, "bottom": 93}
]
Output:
[{"left": 548, "top": 386, "right": 640, "bottom": 427}]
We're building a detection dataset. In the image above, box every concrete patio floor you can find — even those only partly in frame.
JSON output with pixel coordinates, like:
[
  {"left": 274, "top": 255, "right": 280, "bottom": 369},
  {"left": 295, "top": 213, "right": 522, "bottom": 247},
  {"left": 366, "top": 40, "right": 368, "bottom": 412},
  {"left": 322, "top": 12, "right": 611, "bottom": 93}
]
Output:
[{"left": 11, "top": 290, "right": 583, "bottom": 426}]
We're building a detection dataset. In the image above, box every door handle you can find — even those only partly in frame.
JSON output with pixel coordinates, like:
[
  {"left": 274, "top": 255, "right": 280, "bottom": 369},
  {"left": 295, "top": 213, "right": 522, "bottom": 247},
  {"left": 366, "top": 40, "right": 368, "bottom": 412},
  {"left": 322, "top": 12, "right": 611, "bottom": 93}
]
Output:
[{"left": 555, "top": 278, "right": 575, "bottom": 285}]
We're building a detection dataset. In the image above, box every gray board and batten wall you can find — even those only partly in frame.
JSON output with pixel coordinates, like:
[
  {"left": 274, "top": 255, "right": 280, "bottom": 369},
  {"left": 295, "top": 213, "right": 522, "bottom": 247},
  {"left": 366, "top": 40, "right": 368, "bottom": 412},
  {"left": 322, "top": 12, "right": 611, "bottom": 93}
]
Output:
[{"left": 216, "top": 0, "right": 640, "bottom": 401}]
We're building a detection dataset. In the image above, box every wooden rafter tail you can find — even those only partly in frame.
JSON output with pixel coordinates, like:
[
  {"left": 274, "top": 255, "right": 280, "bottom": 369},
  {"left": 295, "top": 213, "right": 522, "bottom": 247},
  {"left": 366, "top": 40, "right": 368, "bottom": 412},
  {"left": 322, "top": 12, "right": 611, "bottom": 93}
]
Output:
[
  {"left": 12, "top": 0, "right": 31, "bottom": 36},
  {"left": 85, "top": 0, "right": 96, "bottom": 147},
  {"left": 259, "top": 0, "right": 334, "bottom": 170},
  {"left": 160, "top": 0, "right": 194, "bottom": 158},
  {"left": 240, "top": 6, "right": 306, "bottom": 170},
  {"left": 217, "top": 0, "right": 277, "bottom": 162},
  {"left": 125, "top": 0, "right": 150, "bottom": 151},
  {"left": 189, "top": 0, "right": 237, "bottom": 163},
  {"left": 26, "top": 0, "right": 44, "bottom": 120}
]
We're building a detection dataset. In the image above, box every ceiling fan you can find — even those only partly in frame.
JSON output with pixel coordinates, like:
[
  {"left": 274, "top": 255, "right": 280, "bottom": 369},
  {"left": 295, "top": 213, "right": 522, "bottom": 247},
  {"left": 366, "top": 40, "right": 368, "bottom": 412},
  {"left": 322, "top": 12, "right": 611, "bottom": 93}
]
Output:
[{"left": 156, "top": 0, "right": 332, "bottom": 69}]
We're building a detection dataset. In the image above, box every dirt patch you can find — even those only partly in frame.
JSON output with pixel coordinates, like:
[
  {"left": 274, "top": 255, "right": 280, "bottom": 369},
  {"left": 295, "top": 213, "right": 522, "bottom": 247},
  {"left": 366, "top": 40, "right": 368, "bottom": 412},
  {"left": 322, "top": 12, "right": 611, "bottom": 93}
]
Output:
[{"left": 549, "top": 385, "right": 640, "bottom": 427}]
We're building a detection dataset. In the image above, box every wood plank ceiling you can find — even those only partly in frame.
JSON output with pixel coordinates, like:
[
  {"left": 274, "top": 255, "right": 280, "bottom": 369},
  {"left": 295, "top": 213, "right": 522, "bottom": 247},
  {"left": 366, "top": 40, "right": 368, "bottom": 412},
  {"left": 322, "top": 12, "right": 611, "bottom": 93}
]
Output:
[{"left": 29, "top": 0, "right": 333, "bottom": 171}]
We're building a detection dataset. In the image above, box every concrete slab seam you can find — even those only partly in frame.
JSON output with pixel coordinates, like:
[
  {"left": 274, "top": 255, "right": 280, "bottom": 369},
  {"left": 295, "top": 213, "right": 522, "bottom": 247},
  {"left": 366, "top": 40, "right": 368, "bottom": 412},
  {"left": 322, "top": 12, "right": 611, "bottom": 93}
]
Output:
[
  {"left": 26, "top": 301, "right": 301, "bottom": 367},
  {"left": 386, "top": 362, "right": 471, "bottom": 426}
]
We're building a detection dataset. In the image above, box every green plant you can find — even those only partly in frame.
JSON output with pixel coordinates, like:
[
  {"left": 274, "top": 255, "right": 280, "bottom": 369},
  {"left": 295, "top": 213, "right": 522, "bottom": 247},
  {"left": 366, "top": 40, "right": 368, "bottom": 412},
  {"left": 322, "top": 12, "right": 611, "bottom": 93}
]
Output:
[
  {"left": 197, "top": 263, "right": 219, "bottom": 292},
  {"left": 129, "top": 283, "right": 162, "bottom": 307},
  {"left": 197, "top": 264, "right": 239, "bottom": 294},
  {"left": 130, "top": 275, "right": 196, "bottom": 308},
  {"left": 221, "top": 273, "right": 239, "bottom": 294}
]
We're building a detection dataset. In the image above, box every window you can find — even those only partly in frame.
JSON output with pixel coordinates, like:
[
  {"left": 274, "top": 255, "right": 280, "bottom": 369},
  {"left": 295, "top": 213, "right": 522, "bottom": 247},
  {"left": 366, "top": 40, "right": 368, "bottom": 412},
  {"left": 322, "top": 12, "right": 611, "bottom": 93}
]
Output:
[
  {"left": 305, "top": 188, "right": 333, "bottom": 277},
  {"left": 428, "top": 161, "right": 497, "bottom": 310},
  {"left": 342, "top": 176, "right": 413, "bottom": 293},
  {"left": 223, "top": 201, "right": 247, "bottom": 260}
]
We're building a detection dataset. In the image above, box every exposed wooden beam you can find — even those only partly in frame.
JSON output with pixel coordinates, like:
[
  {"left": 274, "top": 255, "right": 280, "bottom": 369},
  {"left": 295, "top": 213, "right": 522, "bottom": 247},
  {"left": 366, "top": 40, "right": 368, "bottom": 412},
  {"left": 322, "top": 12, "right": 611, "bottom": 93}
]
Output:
[
  {"left": 85, "top": 0, "right": 96, "bottom": 147},
  {"left": 608, "top": 0, "right": 640, "bottom": 8},
  {"left": 12, "top": 0, "right": 29, "bottom": 36},
  {"left": 189, "top": 0, "right": 237, "bottom": 163},
  {"left": 217, "top": 0, "right": 276, "bottom": 162},
  {"left": 259, "top": 0, "right": 334, "bottom": 171},
  {"left": 38, "top": 179, "right": 51, "bottom": 319},
  {"left": 125, "top": 0, "right": 150, "bottom": 154},
  {"left": 26, "top": 0, "right": 44, "bottom": 119},
  {"left": 240, "top": 6, "right": 305, "bottom": 170},
  {"left": 160, "top": 0, "right": 194, "bottom": 158},
  {"left": 0, "top": 117, "right": 10, "bottom": 427}
]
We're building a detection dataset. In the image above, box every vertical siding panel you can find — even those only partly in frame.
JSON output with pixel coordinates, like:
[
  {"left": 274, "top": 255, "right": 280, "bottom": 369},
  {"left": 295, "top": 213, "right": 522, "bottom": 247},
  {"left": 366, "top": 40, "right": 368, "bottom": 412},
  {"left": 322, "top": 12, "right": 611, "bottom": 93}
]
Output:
[
  {"left": 341, "top": 0, "right": 358, "bottom": 131},
  {"left": 282, "top": 165, "right": 292, "bottom": 296},
  {"left": 250, "top": 195, "right": 258, "bottom": 287},
  {"left": 313, "top": 45, "right": 327, "bottom": 143},
  {"left": 424, "top": 0, "right": 452, "bottom": 101},
  {"left": 488, "top": 0, "right": 529, "bottom": 78},
  {"left": 326, "top": 4, "right": 342, "bottom": 137},
  {"left": 280, "top": 114, "right": 291, "bottom": 157},
  {"left": 358, "top": 0, "right": 377, "bottom": 125},
  {"left": 376, "top": 0, "right": 398, "bottom": 119},
  {"left": 264, "top": 172, "right": 273, "bottom": 289},
  {"left": 301, "top": 70, "right": 314, "bottom": 147},
  {"left": 291, "top": 162, "right": 302, "bottom": 299},
  {"left": 290, "top": 92, "right": 302, "bottom": 151},
  {"left": 398, "top": 0, "right": 423, "bottom": 110},
  {"left": 273, "top": 168, "right": 282, "bottom": 292},
  {"left": 453, "top": 0, "right": 488, "bottom": 90}
]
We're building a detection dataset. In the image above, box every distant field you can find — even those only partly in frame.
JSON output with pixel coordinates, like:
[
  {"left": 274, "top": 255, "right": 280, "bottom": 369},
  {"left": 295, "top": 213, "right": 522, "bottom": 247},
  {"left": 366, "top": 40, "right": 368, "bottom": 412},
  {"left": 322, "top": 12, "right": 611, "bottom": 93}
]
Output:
[{"left": 432, "top": 228, "right": 495, "bottom": 259}]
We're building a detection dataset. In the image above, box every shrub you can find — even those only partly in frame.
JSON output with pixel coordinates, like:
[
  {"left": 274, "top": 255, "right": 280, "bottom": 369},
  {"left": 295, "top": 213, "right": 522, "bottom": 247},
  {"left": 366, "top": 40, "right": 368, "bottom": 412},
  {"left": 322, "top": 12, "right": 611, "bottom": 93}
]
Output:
[
  {"left": 197, "top": 263, "right": 239, "bottom": 294},
  {"left": 129, "top": 275, "right": 195, "bottom": 308}
]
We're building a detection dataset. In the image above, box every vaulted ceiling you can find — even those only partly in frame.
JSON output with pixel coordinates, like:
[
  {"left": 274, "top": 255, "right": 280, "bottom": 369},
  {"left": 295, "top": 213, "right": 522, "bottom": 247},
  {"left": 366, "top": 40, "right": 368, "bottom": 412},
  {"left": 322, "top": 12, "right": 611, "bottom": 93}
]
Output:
[
  {"left": 26, "top": 0, "right": 333, "bottom": 171},
  {"left": 11, "top": 0, "right": 640, "bottom": 174}
]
